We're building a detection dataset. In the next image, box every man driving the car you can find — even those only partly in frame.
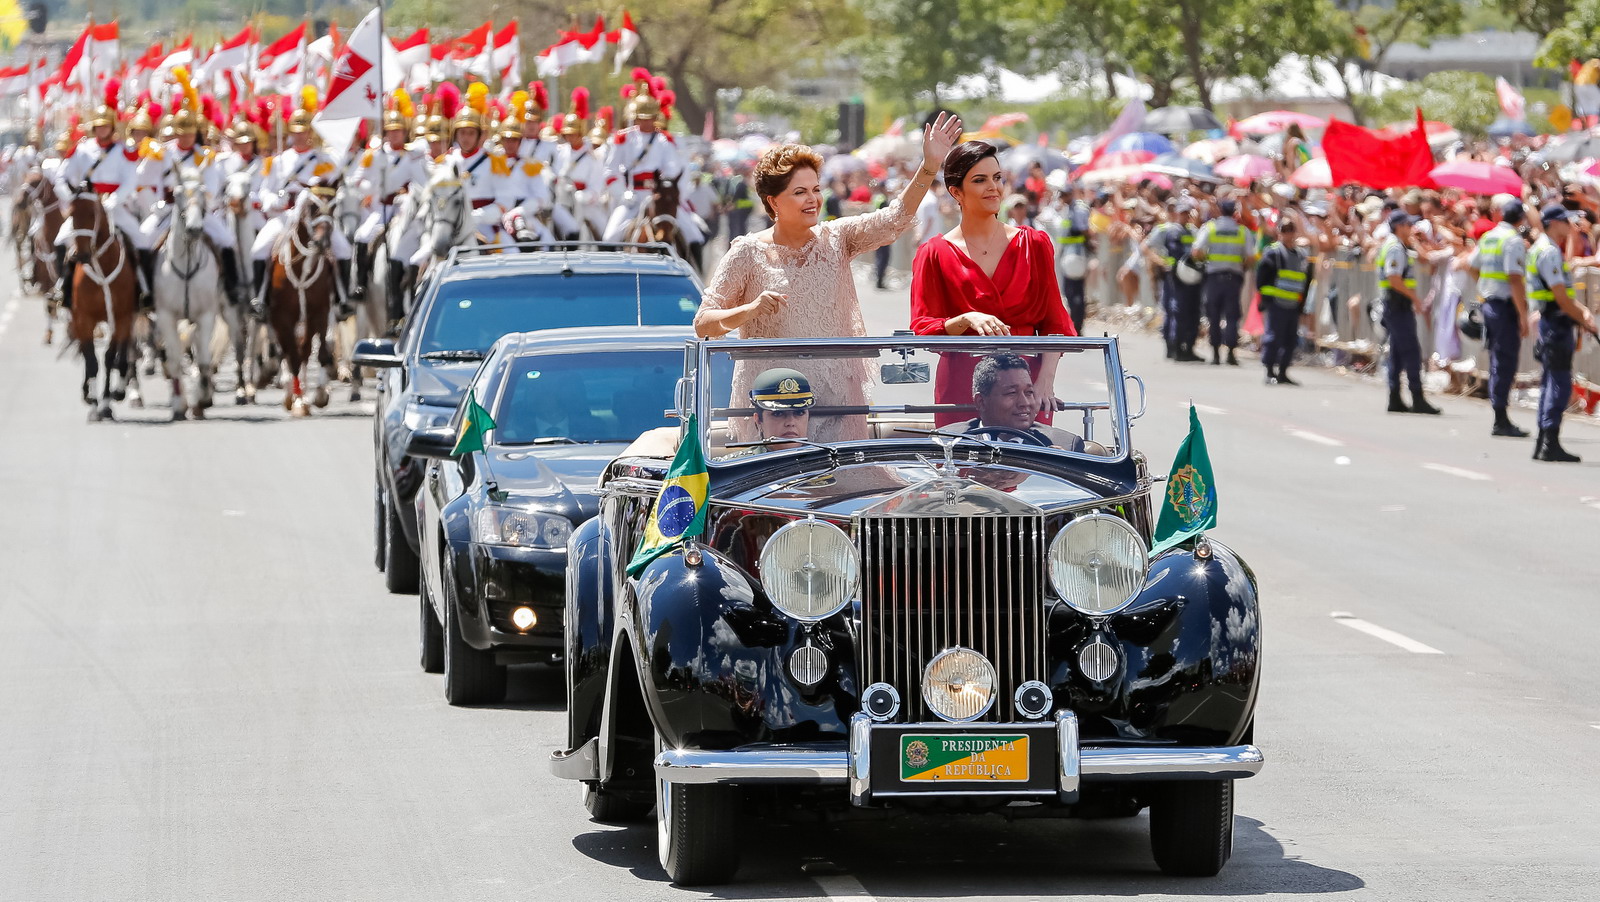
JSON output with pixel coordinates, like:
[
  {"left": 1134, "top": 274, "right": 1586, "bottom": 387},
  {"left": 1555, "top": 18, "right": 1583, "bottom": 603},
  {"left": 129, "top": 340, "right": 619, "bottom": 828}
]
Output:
[{"left": 962, "top": 354, "right": 1085, "bottom": 452}]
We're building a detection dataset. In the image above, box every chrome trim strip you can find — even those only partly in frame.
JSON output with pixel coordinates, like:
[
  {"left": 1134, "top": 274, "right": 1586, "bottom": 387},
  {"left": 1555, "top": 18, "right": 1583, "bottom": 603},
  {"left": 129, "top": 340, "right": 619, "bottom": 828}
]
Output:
[
  {"left": 849, "top": 713, "right": 871, "bottom": 806},
  {"left": 1056, "top": 711, "right": 1080, "bottom": 801},
  {"left": 651, "top": 743, "right": 1265, "bottom": 785},
  {"left": 549, "top": 737, "right": 600, "bottom": 781},
  {"left": 707, "top": 498, "right": 851, "bottom": 523}
]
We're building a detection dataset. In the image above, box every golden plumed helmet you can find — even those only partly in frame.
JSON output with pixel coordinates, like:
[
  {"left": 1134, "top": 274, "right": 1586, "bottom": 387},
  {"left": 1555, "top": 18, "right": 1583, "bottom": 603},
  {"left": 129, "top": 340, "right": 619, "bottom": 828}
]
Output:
[
  {"left": 170, "top": 67, "right": 201, "bottom": 136},
  {"left": 89, "top": 78, "right": 122, "bottom": 130},
  {"left": 588, "top": 105, "right": 614, "bottom": 147},
  {"left": 451, "top": 82, "right": 490, "bottom": 135},
  {"left": 383, "top": 88, "right": 415, "bottom": 134},
  {"left": 500, "top": 90, "right": 530, "bottom": 140},
  {"left": 622, "top": 68, "right": 660, "bottom": 121},
  {"left": 560, "top": 87, "right": 590, "bottom": 137},
  {"left": 54, "top": 131, "right": 73, "bottom": 154},
  {"left": 128, "top": 105, "right": 155, "bottom": 135},
  {"left": 226, "top": 118, "right": 262, "bottom": 146},
  {"left": 289, "top": 85, "right": 318, "bottom": 135}
]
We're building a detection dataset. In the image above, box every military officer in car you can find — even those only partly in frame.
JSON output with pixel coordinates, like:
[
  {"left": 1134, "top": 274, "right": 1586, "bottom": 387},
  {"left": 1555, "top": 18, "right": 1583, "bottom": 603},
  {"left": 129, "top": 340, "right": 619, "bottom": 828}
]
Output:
[{"left": 720, "top": 368, "right": 815, "bottom": 459}]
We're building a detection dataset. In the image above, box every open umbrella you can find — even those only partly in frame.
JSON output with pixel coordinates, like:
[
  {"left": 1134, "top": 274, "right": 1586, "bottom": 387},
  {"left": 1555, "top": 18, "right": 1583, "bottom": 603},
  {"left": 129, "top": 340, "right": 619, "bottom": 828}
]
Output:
[
  {"left": 1289, "top": 157, "right": 1332, "bottom": 189},
  {"left": 1079, "top": 149, "right": 1156, "bottom": 172},
  {"left": 1542, "top": 134, "right": 1600, "bottom": 163},
  {"left": 1428, "top": 160, "right": 1523, "bottom": 195},
  {"left": 999, "top": 144, "right": 1069, "bottom": 177},
  {"left": 1235, "top": 110, "right": 1326, "bottom": 135},
  {"left": 1143, "top": 152, "right": 1220, "bottom": 182},
  {"left": 1183, "top": 137, "right": 1239, "bottom": 164},
  {"left": 1214, "top": 154, "right": 1277, "bottom": 182},
  {"left": 1108, "top": 132, "right": 1175, "bottom": 155},
  {"left": 1144, "top": 106, "right": 1223, "bottom": 134},
  {"left": 1488, "top": 117, "right": 1534, "bottom": 138}
]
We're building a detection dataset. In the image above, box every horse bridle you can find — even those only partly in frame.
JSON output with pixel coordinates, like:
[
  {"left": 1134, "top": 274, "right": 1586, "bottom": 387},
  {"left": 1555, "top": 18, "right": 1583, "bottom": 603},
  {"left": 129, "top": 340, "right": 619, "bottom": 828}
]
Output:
[
  {"left": 68, "top": 185, "right": 129, "bottom": 319},
  {"left": 276, "top": 187, "right": 337, "bottom": 323},
  {"left": 165, "top": 173, "right": 212, "bottom": 317}
]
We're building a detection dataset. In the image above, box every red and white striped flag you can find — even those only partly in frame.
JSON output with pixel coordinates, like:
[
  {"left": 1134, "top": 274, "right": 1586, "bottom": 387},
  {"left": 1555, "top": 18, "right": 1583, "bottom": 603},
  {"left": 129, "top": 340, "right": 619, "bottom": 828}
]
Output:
[
  {"left": 314, "top": 7, "right": 386, "bottom": 151},
  {"left": 63, "top": 21, "right": 120, "bottom": 89},
  {"left": 609, "top": 10, "right": 640, "bottom": 75},
  {"left": 1495, "top": 77, "right": 1525, "bottom": 122},
  {"left": 256, "top": 22, "right": 307, "bottom": 93},
  {"left": 491, "top": 21, "right": 520, "bottom": 87}
]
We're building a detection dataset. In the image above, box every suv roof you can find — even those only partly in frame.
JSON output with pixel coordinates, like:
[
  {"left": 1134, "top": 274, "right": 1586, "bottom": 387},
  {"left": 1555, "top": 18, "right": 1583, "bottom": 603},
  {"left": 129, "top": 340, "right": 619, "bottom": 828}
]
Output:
[{"left": 440, "top": 244, "right": 699, "bottom": 282}]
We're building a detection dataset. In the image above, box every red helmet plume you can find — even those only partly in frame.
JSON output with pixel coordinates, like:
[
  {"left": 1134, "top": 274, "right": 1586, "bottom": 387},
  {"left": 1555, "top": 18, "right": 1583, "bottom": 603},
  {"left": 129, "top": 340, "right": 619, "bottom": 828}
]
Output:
[{"left": 571, "top": 86, "right": 590, "bottom": 121}]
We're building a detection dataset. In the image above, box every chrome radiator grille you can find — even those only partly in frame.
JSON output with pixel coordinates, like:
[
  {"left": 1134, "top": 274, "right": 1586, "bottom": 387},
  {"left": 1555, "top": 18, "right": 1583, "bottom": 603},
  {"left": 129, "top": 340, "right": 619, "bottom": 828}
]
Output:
[{"left": 856, "top": 514, "right": 1047, "bottom": 722}]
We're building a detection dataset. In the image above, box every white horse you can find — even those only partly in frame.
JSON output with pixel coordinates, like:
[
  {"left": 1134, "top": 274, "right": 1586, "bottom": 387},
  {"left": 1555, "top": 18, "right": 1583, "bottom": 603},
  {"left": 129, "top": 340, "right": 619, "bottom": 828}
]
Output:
[
  {"left": 414, "top": 169, "right": 482, "bottom": 280},
  {"left": 152, "top": 166, "right": 223, "bottom": 421}
]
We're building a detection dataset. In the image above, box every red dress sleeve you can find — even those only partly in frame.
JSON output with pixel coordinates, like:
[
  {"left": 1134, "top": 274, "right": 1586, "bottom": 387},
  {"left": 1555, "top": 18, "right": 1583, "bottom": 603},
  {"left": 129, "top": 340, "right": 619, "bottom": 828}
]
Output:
[
  {"left": 1029, "top": 229, "right": 1077, "bottom": 336},
  {"left": 910, "top": 238, "right": 955, "bottom": 335}
]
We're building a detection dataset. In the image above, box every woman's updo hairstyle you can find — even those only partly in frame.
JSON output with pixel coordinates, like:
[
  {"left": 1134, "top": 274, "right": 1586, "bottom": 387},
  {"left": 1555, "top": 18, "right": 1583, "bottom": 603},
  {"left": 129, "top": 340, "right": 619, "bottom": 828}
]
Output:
[
  {"left": 942, "top": 140, "right": 1001, "bottom": 189},
  {"left": 754, "top": 143, "right": 825, "bottom": 217}
]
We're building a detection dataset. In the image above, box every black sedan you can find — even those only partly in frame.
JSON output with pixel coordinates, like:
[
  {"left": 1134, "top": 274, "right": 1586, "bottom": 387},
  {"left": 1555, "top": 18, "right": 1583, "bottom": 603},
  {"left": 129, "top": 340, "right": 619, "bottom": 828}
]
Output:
[
  {"left": 355, "top": 246, "right": 702, "bottom": 595},
  {"left": 407, "top": 326, "right": 692, "bottom": 705}
]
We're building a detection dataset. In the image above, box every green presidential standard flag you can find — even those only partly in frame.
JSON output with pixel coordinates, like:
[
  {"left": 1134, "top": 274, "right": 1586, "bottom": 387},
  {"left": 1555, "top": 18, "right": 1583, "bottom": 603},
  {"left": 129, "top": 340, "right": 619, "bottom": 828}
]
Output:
[
  {"left": 626, "top": 414, "right": 710, "bottom": 575},
  {"left": 1152, "top": 404, "right": 1218, "bottom": 554},
  {"left": 451, "top": 394, "right": 497, "bottom": 456}
]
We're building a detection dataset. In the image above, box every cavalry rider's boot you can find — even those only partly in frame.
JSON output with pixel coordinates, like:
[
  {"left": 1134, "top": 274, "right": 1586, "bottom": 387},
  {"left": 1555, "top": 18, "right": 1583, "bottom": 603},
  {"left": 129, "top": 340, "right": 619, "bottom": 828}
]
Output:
[
  {"left": 385, "top": 261, "right": 406, "bottom": 328},
  {"left": 250, "top": 259, "right": 269, "bottom": 319},
  {"left": 336, "top": 260, "right": 355, "bottom": 320},
  {"left": 1491, "top": 409, "right": 1529, "bottom": 438},
  {"left": 1387, "top": 387, "right": 1409, "bottom": 413},
  {"left": 59, "top": 258, "right": 77, "bottom": 312},
  {"left": 1276, "top": 366, "right": 1298, "bottom": 386},
  {"left": 1537, "top": 426, "right": 1582, "bottom": 463},
  {"left": 218, "top": 248, "right": 242, "bottom": 305},
  {"left": 136, "top": 249, "right": 156, "bottom": 310},
  {"left": 351, "top": 244, "right": 369, "bottom": 302},
  {"left": 1410, "top": 391, "right": 1442, "bottom": 416},
  {"left": 54, "top": 244, "right": 71, "bottom": 309}
]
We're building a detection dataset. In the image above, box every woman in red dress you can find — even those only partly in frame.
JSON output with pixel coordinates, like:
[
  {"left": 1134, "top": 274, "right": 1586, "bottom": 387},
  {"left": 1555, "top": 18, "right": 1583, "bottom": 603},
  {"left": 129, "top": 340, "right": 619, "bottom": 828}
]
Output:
[{"left": 910, "top": 141, "right": 1078, "bottom": 425}]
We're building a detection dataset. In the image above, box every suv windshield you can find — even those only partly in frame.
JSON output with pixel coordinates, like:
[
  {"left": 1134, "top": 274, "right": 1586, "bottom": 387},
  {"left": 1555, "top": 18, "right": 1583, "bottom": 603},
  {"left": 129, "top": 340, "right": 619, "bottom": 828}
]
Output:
[
  {"left": 492, "top": 350, "right": 680, "bottom": 445},
  {"left": 698, "top": 337, "right": 1129, "bottom": 462},
  {"left": 420, "top": 272, "right": 700, "bottom": 355}
]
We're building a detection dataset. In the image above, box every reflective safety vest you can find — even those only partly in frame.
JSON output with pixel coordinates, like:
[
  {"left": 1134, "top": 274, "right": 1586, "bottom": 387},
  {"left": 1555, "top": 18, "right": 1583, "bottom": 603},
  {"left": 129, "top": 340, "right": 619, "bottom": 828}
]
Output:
[
  {"left": 1057, "top": 232, "right": 1088, "bottom": 253},
  {"left": 1475, "top": 224, "right": 1517, "bottom": 299},
  {"left": 1259, "top": 243, "right": 1310, "bottom": 304},
  {"left": 1152, "top": 223, "right": 1192, "bottom": 266},
  {"left": 1526, "top": 237, "right": 1570, "bottom": 308},
  {"left": 1201, "top": 219, "right": 1246, "bottom": 271},
  {"left": 1380, "top": 237, "right": 1417, "bottom": 291}
]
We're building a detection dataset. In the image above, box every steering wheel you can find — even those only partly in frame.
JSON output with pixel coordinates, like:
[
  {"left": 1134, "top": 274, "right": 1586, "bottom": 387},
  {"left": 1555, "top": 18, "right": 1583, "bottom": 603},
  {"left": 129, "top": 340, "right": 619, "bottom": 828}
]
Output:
[{"left": 965, "top": 424, "right": 1048, "bottom": 447}]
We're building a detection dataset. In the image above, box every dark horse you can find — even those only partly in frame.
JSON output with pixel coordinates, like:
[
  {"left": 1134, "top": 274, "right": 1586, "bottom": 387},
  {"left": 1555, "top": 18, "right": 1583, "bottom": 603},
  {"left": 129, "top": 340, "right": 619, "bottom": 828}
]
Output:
[
  {"left": 20, "top": 173, "right": 66, "bottom": 342},
  {"left": 625, "top": 176, "right": 695, "bottom": 265},
  {"left": 266, "top": 184, "right": 339, "bottom": 416},
  {"left": 65, "top": 185, "right": 141, "bottom": 421}
]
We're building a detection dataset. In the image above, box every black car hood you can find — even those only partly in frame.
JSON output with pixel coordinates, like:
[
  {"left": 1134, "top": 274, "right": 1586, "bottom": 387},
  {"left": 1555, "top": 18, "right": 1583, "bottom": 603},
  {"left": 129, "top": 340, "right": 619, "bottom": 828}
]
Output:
[
  {"left": 410, "top": 359, "right": 480, "bottom": 408},
  {"left": 487, "top": 443, "right": 626, "bottom": 522},
  {"left": 721, "top": 460, "right": 1116, "bottom": 518}
]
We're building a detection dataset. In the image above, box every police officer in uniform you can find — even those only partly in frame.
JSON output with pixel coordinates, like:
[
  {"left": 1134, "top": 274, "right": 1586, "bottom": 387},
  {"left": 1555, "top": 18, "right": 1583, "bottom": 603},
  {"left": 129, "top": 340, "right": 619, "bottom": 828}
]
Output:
[
  {"left": 1468, "top": 199, "right": 1531, "bottom": 437},
  {"left": 1526, "top": 205, "right": 1600, "bottom": 462},
  {"left": 1145, "top": 200, "right": 1202, "bottom": 361},
  {"left": 1191, "top": 197, "right": 1252, "bottom": 365},
  {"left": 1056, "top": 191, "right": 1094, "bottom": 337},
  {"left": 1255, "top": 216, "right": 1312, "bottom": 385},
  {"left": 1378, "top": 210, "right": 1442, "bottom": 415}
]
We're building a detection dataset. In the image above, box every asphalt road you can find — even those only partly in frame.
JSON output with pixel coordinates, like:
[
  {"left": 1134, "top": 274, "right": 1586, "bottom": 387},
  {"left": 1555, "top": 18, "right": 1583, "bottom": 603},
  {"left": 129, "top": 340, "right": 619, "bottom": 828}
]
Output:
[{"left": 2, "top": 257, "right": 1598, "bottom": 901}]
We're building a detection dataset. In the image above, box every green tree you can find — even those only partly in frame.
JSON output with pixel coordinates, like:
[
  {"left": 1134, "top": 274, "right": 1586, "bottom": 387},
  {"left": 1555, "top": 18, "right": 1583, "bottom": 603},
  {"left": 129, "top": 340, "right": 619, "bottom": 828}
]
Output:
[
  {"left": 849, "top": 0, "right": 1020, "bottom": 110},
  {"left": 1318, "top": 0, "right": 1465, "bottom": 124},
  {"left": 1537, "top": 0, "right": 1600, "bottom": 68},
  {"left": 1495, "top": 0, "right": 1569, "bottom": 36},
  {"left": 1365, "top": 70, "right": 1502, "bottom": 134}
]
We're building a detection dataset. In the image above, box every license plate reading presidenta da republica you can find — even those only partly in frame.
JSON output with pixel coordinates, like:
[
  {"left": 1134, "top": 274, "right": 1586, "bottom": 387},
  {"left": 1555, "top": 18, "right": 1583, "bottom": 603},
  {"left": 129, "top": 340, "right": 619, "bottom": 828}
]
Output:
[{"left": 899, "top": 734, "right": 1029, "bottom": 782}]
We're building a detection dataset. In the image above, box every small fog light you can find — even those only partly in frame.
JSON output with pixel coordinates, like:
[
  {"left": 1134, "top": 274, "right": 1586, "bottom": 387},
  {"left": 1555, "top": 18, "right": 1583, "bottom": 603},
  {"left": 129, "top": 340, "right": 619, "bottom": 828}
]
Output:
[{"left": 511, "top": 606, "right": 537, "bottom": 631}]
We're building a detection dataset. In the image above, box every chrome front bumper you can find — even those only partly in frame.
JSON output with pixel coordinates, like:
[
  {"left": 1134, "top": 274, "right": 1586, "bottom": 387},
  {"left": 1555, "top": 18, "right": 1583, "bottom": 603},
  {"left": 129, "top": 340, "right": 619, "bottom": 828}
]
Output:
[{"left": 549, "top": 712, "right": 1265, "bottom": 804}]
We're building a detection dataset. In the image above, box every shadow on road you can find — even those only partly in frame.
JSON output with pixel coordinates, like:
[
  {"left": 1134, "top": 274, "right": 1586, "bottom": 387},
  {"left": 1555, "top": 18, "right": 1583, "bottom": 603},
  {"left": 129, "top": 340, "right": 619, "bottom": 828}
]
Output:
[
  {"left": 481, "top": 663, "right": 566, "bottom": 712},
  {"left": 569, "top": 812, "right": 1363, "bottom": 896}
]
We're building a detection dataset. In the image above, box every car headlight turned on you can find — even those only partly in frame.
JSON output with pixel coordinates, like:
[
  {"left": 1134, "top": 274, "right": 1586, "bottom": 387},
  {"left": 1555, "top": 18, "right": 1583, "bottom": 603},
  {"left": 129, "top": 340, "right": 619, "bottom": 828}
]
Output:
[
  {"left": 758, "top": 519, "right": 858, "bottom": 621},
  {"left": 474, "top": 506, "right": 572, "bottom": 549},
  {"left": 1048, "top": 513, "right": 1150, "bottom": 616},
  {"left": 922, "top": 647, "right": 997, "bottom": 722}
]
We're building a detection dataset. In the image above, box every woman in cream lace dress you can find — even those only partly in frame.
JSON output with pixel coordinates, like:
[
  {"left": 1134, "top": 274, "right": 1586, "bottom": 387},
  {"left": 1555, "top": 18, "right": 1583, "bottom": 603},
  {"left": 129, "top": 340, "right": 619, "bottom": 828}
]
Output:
[{"left": 695, "top": 113, "right": 963, "bottom": 442}]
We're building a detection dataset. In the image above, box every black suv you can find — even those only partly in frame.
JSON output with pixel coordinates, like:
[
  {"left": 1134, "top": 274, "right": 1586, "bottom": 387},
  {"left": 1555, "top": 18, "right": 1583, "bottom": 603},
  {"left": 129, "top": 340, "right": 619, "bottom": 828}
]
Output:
[{"left": 355, "top": 244, "right": 702, "bottom": 593}]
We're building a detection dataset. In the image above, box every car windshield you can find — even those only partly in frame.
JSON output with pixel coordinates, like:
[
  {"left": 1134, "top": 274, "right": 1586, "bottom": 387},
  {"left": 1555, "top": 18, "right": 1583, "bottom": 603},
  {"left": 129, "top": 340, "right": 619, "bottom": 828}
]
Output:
[
  {"left": 492, "top": 349, "right": 680, "bottom": 445},
  {"left": 419, "top": 272, "right": 700, "bottom": 355},
  {"left": 697, "top": 337, "right": 1129, "bottom": 463}
]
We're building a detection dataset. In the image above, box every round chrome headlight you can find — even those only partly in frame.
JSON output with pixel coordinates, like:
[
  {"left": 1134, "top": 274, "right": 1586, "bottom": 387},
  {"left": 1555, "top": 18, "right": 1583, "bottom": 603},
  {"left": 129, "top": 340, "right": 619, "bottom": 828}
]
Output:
[
  {"left": 758, "top": 520, "right": 859, "bottom": 621},
  {"left": 1048, "top": 513, "right": 1149, "bottom": 616},
  {"left": 922, "top": 647, "right": 997, "bottom": 723}
]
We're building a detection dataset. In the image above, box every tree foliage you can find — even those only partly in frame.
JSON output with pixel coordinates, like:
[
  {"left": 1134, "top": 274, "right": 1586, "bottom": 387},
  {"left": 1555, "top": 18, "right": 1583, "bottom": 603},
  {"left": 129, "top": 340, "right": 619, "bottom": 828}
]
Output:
[
  {"left": 1536, "top": 0, "right": 1600, "bottom": 68},
  {"left": 1365, "top": 70, "right": 1503, "bottom": 134},
  {"left": 849, "top": 0, "right": 1019, "bottom": 110}
]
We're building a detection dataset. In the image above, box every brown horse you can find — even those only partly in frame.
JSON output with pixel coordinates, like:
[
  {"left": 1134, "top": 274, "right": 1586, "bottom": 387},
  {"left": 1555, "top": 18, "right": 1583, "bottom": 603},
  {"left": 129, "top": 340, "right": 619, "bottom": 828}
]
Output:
[
  {"left": 265, "top": 185, "right": 339, "bottom": 416},
  {"left": 65, "top": 186, "right": 141, "bottom": 421},
  {"left": 21, "top": 175, "right": 66, "bottom": 342},
  {"left": 625, "top": 176, "right": 693, "bottom": 262}
]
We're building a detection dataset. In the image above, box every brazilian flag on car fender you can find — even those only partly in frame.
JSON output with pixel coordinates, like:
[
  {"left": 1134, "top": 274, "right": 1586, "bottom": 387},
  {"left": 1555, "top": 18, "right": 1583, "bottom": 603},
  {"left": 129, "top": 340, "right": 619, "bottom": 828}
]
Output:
[
  {"left": 626, "top": 415, "right": 709, "bottom": 575},
  {"left": 1152, "top": 404, "right": 1217, "bottom": 554}
]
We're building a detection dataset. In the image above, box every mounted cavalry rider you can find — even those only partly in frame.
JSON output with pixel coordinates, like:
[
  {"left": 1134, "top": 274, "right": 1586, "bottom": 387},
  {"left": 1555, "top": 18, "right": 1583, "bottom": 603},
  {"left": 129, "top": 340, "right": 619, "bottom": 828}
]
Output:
[
  {"left": 409, "top": 82, "right": 517, "bottom": 266},
  {"left": 351, "top": 89, "right": 428, "bottom": 302},
  {"left": 517, "top": 81, "right": 559, "bottom": 169},
  {"left": 139, "top": 68, "right": 242, "bottom": 304},
  {"left": 602, "top": 69, "right": 704, "bottom": 250},
  {"left": 250, "top": 88, "right": 350, "bottom": 309},
  {"left": 495, "top": 89, "right": 555, "bottom": 247},
  {"left": 53, "top": 84, "right": 148, "bottom": 310},
  {"left": 219, "top": 118, "right": 268, "bottom": 233},
  {"left": 550, "top": 91, "right": 609, "bottom": 242}
]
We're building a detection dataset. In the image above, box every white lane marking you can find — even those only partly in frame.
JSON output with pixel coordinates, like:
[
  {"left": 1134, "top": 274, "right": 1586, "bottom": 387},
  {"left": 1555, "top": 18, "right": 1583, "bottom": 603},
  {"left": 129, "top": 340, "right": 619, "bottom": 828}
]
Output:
[
  {"left": 1380, "top": 504, "right": 1407, "bottom": 512},
  {"left": 1330, "top": 612, "right": 1444, "bottom": 654},
  {"left": 1177, "top": 402, "right": 1228, "bottom": 415},
  {"left": 1581, "top": 496, "right": 1600, "bottom": 513},
  {"left": 1591, "top": 724, "right": 1600, "bottom": 731},
  {"left": 803, "top": 860, "right": 875, "bottom": 899},
  {"left": 1287, "top": 428, "right": 1344, "bottom": 447},
  {"left": 1421, "top": 463, "right": 1492, "bottom": 482},
  {"left": 1334, "top": 455, "right": 1352, "bottom": 466}
]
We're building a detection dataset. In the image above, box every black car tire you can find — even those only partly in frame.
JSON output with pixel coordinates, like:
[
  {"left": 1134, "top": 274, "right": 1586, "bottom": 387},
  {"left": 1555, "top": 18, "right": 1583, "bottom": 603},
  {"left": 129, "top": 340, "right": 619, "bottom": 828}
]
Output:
[
  {"left": 419, "top": 576, "right": 444, "bottom": 674},
  {"left": 583, "top": 783, "right": 653, "bottom": 824},
  {"left": 443, "top": 575, "right": 507, "bottom": 706},
  {"left": 383, "top": 495, "right": 419, "bottom": 594},
  {"left": 373, "top": 483, "right": 387, "bottom": 572},
  {"left": 655, "top": 737, "right": 741, "bottom": 885},
  {"left": 1149, "top": 779, "right": 1234, "bottom": 877}
]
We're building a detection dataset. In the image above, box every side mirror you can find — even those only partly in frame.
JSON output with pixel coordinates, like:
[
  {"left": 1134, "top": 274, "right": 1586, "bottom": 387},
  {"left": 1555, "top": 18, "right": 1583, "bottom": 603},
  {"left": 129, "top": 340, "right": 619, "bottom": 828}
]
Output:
[
  {"left": 353, "top": 338, "right": 402, "bottom": 368},
  {"left": 405, "top": 425, "right": 459, "bottom": 459},
  {"left": 880, "top": 362, "right": 930, "bottom": 384}
]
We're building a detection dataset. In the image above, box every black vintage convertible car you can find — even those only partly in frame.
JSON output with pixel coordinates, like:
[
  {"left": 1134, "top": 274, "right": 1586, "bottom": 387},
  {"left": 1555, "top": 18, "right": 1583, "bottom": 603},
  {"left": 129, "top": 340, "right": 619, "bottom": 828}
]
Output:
[
  {"left": 405, "top": 326, "right": 693, "bottom": 705},
  {"left": 550, "top": 335, "right": 1263, "bottom": 885}
]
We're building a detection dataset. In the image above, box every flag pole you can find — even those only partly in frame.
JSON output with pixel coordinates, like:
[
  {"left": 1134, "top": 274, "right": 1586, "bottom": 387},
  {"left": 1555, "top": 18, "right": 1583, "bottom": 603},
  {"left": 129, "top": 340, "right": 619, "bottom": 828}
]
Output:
[{"left": 375, "top": 0, "right": 386, "bottom": 222}]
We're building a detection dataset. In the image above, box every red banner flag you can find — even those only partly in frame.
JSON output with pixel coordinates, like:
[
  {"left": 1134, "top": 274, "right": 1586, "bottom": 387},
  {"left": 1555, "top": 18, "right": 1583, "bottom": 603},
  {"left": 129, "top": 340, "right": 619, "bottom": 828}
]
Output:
[{"left": 1323, "top": 113, "right": 1434, "bottom": 190}]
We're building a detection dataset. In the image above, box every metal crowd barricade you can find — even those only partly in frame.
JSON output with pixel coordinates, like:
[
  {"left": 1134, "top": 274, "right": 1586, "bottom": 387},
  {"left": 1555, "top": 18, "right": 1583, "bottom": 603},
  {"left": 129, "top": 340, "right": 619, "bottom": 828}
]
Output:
[{"left": 1573, "top": 270, "right": 1600, "bottom": 414}]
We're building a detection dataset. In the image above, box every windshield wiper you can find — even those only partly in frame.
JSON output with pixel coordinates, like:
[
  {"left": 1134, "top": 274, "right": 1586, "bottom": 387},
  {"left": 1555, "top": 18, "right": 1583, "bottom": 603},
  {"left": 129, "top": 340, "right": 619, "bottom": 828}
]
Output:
[{"left": 420, "top": 349, "right": 486, "bottom": 361}]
